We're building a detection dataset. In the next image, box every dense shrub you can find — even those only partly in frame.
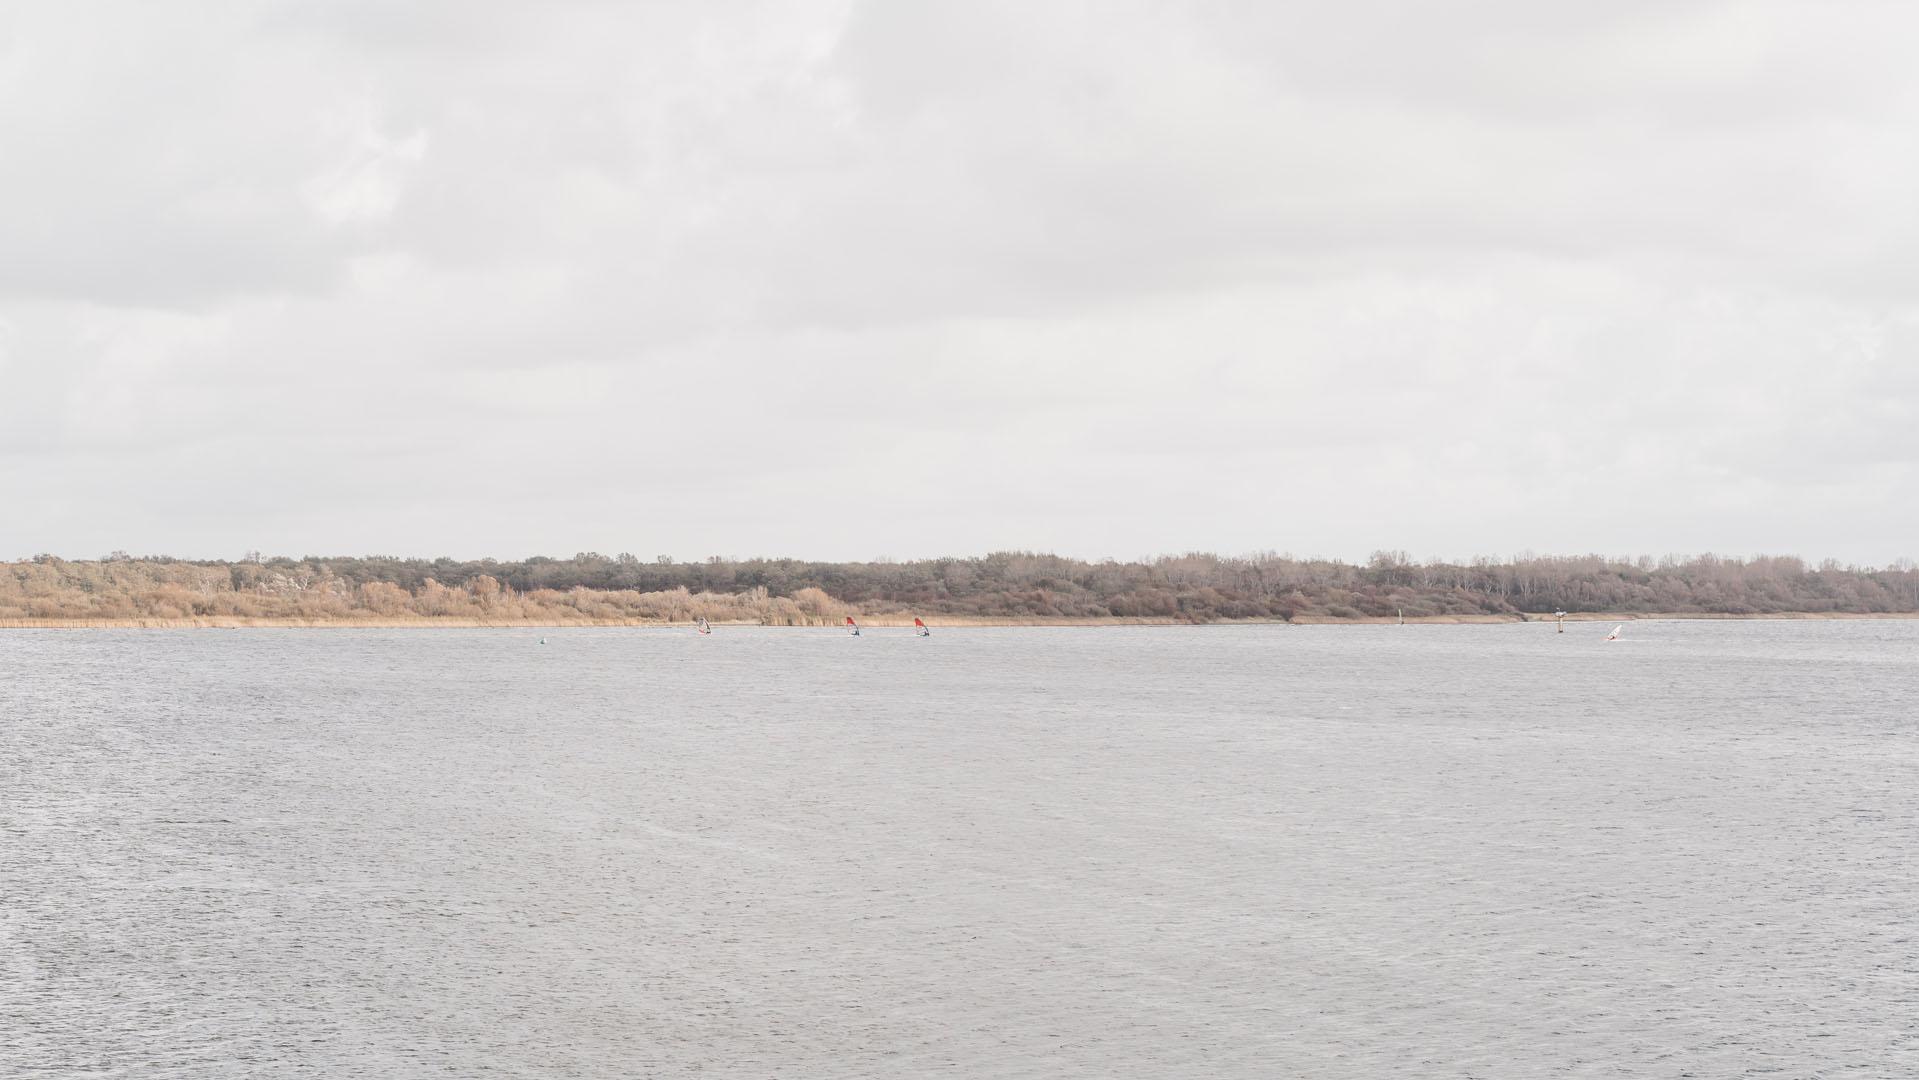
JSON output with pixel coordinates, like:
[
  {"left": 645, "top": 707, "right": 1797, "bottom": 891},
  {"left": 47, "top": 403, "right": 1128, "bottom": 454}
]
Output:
[{"left": 4, "top": 551, "right": 1915, "bottom": 622}]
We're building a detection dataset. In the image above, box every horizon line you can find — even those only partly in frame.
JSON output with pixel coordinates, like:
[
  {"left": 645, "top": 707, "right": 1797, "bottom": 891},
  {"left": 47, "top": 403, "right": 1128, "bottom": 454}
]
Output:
[{"left": 10, "top": 548, "right": 1918, "bottom": 573}]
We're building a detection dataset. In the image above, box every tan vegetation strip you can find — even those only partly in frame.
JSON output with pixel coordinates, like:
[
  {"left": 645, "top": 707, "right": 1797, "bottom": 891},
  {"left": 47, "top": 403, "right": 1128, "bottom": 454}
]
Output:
[
  {"left": 8, "top": 553, "right": 1918, "bottom": 625},
  {"left": 6, "top": 612, "right": 1919, "bottom": 630}
]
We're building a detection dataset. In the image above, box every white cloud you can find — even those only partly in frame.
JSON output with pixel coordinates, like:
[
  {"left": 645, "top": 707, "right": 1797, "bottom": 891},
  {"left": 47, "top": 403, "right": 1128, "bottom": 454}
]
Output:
[{"left": 2, "top": 0, "right": 1916, "bottom": 563}]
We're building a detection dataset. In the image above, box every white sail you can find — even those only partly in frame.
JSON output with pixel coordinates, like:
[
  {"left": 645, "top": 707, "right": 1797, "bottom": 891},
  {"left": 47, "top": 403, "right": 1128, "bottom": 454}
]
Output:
[{"left": 1606, "top": 624, "right": 1624, "bottom": 641}]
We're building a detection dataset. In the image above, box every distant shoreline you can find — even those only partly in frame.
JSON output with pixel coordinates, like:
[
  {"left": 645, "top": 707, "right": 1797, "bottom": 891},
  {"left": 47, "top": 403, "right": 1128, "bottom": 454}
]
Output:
[
  {"left": 5, "top": 611, "right": 1918, "bottom": 630},
  {"left": 12, "top": 553, "right": 1916, "bottom": 628}
]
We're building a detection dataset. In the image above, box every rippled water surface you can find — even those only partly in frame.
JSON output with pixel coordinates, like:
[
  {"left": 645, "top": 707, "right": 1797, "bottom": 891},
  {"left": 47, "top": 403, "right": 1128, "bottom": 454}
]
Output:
[{"left": 4, "top": 622, "right": 1917, "bottom": 1077}]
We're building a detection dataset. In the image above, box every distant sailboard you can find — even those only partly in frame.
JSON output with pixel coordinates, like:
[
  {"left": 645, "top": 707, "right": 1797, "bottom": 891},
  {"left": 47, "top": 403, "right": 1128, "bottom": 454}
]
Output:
[
  {"left": 846, "top": 616, "right": 861, "bottom": 637},
  {"left": 696, "top": 617, "right": 712, "bottom": 635},
  {"left": 1606, "top": 624, "right": 1624, "bottom": 641},
  {"left": 914, "top": 617, "right": 930, "bottom": 638}
]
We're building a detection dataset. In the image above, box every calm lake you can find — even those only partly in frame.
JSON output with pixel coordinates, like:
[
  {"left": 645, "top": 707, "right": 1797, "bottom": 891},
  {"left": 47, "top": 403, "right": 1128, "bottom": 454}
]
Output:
[{"left": 3, "top": 622, "right": 1915, "bottom": 1077}]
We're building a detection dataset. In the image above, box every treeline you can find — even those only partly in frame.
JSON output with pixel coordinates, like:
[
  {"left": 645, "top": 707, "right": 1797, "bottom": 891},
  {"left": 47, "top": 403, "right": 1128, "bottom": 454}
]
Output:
[{"left": 5, "top": 550, "right": 1919, "bottom": 624}]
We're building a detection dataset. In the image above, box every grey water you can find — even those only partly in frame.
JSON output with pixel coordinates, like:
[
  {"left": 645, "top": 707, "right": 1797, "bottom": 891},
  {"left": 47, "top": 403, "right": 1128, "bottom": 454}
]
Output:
[{"left": 3, "top": 622, "right": 1916, "bottom": 1078}]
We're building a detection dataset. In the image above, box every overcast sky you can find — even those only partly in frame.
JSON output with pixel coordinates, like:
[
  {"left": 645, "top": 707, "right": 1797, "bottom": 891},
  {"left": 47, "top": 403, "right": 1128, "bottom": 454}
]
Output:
[{"left": 3, "top": 1, "right": 1916, "bottom": 564}]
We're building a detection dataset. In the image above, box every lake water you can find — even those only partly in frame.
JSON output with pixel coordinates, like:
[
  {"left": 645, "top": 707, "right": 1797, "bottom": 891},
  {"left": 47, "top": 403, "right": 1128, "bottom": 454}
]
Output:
[{"left": 3, "top": 622, "right": 1916, "bottom": 1077}]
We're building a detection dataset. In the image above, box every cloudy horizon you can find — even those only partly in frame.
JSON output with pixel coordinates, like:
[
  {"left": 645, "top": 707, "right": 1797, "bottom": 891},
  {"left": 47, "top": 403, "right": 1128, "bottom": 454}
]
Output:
[{"left": 4, "top": 1, "right": 1916, "bottom": 566}]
